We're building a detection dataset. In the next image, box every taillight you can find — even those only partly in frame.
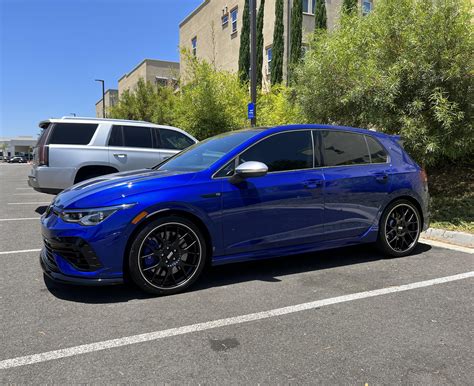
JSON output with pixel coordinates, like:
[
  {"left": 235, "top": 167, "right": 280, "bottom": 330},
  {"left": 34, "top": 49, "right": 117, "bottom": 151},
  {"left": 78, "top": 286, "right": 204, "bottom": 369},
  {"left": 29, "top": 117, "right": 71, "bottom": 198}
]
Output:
[{"left": 39, "top": 145, "right": 49, "bottom": 166}]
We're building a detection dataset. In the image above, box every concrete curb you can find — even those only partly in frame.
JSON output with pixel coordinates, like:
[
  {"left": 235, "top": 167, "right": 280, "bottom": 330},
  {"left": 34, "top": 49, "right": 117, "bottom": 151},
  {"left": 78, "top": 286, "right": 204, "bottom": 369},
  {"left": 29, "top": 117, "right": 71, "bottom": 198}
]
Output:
[{"left": 421, "top": 228, "right": 474, "bottom": 249}]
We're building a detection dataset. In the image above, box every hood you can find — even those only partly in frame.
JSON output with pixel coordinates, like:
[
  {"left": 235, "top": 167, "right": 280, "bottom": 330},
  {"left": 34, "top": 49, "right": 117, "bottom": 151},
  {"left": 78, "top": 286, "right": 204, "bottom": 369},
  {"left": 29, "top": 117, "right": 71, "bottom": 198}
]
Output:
[{"left": 54, "top": 169, "right": 196, "bottom": 209}]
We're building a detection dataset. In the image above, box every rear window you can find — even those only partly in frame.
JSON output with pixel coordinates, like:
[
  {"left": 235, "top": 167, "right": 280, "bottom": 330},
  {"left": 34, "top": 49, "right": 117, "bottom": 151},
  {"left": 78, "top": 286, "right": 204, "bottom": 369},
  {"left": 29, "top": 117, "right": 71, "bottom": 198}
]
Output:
[
  {"left": 322, "top": 130, "right": 370, "bottom": 166},
  {"left": 48, "top": 123, "right": 98, "bottom": 145}
]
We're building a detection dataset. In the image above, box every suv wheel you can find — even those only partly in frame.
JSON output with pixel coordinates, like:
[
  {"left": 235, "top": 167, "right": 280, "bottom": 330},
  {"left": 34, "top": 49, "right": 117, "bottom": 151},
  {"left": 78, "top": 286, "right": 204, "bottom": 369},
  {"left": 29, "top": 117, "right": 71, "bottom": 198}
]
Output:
[
  {"left": 128, "top": 216, "right": 207, "bottom": 295},
  {"left": 377, "top": 199, "right": 421, "bottom": 257}
]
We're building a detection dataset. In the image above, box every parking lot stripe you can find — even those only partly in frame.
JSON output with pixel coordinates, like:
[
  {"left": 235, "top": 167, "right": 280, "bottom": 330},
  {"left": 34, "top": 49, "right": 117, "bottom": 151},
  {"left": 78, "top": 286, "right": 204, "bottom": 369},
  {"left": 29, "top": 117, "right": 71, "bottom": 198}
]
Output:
[
  {"left": 0, "top": 271, "right": 472, "bottom": 370},
  {"left": 0, "top": 217, "right": 40, "bottom": 222},
  {"left": 7, "top": 202, "right": 50, "bottom": 205},
  {"left": 0, "top": 248, "right": 41, "bottom": 255}
]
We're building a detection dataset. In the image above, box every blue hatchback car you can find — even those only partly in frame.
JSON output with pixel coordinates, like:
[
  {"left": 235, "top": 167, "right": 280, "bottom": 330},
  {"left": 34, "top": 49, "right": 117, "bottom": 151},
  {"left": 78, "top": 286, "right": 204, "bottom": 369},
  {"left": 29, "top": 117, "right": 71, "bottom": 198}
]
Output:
[{"left": 40, "top": 125, "right": 429, "bottom": 295}]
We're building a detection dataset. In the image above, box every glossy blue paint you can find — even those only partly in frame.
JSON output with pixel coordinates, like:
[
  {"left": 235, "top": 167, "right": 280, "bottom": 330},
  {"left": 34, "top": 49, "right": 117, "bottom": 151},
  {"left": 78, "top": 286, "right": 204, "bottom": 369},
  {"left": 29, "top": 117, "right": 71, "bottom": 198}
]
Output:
[{"left": 40, "top": 124, "right": 430, "bottom": 284}]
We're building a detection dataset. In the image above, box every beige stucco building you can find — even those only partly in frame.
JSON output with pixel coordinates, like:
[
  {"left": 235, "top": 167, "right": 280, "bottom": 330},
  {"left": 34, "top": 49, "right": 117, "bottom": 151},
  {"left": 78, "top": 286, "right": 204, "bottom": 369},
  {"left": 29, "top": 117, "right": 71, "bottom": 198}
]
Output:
[
  {"left": 95, "top": 89, "right": 119, "bottom": 118},
  {"left": 179, "top": 0, "right": 374, "bottom": 85},
  {"left": 118, "top": 59, "right": 180, "bottom": 97}
]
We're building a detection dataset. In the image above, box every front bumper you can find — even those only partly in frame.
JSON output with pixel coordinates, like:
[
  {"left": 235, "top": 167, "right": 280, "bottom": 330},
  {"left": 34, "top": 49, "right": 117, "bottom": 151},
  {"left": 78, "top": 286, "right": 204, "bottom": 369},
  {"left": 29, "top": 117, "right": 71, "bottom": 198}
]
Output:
[{"left": 40, "top": 249, "right": 123, "bottom": 285}]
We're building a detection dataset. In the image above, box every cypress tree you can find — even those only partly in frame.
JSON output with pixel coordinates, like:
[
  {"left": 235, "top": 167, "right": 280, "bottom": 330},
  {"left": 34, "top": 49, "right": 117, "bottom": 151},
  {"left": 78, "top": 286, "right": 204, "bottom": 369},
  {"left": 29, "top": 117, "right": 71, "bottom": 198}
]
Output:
[
  {"left": 270, "top": 0, "right": 284, "bottom": 84},
  {"left": 342, "top": 0, "right": 358, "bottom": 15},
  {"left": 238, "top": 0, "right": 251, "bottom": 83},
  {"left": 256, "top": 0, "right": 265, "bottom": 87},
  {"left": 314, "top": 0, "right": 327, "bottom": 30},
  {"left": 289, "top": 0, "right": 303, "bottom": 72}
]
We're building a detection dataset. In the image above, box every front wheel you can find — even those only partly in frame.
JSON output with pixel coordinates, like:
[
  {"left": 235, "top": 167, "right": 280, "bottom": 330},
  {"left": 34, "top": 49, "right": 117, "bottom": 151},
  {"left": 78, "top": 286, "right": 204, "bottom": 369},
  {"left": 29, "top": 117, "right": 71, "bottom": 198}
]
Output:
[
  {"left": 377, "top": 200, "right": 421, "bottom": 258},
  {"left": 128, "top": 216, "right": 207, "bottom": 295}
]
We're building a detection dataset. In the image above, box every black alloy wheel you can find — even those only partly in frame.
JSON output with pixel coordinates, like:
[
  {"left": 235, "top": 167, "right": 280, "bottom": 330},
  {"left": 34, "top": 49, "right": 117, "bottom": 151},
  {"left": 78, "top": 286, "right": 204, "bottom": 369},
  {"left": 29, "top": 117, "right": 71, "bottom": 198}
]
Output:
[
  {"left": 128, "top": 216, "right": 207, "bottom": 295},
  {"left": 377, "top": 200, "right": 421, "bottom": 257}
]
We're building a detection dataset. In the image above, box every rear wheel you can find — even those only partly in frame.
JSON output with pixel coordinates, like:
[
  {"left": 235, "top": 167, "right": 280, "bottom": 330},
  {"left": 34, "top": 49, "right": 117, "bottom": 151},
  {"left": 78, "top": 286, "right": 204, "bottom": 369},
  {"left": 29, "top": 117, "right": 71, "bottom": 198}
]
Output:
[
  {"left": 128, "top": 216, "right": 207, "bottom": 295},
  {"left": 377, "top": 200, "right": 421, "bottom": 257}
]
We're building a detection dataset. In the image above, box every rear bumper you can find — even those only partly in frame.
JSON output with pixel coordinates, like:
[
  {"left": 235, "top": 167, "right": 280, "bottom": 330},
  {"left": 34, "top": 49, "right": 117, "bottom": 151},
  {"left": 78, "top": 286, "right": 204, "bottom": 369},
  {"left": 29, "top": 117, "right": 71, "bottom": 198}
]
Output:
[{"left": 28, "top": 165, "right": 76, "bottom": 193}]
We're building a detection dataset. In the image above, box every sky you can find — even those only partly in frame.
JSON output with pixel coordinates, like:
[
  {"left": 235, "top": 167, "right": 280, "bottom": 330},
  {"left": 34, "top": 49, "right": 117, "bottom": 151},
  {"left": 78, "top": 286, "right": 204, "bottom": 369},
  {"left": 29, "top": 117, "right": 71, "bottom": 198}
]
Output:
[{"left": 0, "top": 0, "right": 202, "bottom": 137}]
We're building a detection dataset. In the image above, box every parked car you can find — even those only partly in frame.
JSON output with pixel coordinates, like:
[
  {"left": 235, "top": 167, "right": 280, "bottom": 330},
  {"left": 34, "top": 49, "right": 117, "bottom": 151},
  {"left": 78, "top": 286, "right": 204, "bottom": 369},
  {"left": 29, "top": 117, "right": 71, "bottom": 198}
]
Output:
[
  {"left": 40, "top": 124, "right": 429, "bottom": 295},
  {"left": 28, "top": 117, "right": 197, "bottom": 194},
  {"left": 8, "top": 156, "right": 27, "bottom": 163}
]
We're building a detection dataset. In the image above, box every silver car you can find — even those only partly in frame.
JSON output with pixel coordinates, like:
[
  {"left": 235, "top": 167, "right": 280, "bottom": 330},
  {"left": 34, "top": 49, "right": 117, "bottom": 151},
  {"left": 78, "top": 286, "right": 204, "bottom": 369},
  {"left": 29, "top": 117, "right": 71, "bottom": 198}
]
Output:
[{"left": 28, "top": 117, "right": 197, "bottom": 194}]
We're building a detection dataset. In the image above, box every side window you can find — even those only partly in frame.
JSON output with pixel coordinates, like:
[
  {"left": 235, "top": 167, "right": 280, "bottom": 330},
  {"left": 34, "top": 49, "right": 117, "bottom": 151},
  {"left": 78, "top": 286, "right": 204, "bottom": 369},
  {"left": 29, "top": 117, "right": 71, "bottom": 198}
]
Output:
[
  {"left": 48, "top": 123, "right": 98, "bottom": 145},
  {"left": 158, "top": 129, "right": 195, "bottom": 150},
  {"left": 122, "top": 126, "right": 153, "bottom": 148},
  {"left": 108, "top": 125, "right": 123, "bottom": 146},
  {"left": 215, "top": 160, "right": 236, "bottom": 178},
  {"left": 239, "top": 131, "right": 313, "bottom": 173},
  {"left": 322, "top": 131, "right": 370, "bottom": 166},
  {"left": 366, "top": 135, "right": 388, "bottom": 163}
]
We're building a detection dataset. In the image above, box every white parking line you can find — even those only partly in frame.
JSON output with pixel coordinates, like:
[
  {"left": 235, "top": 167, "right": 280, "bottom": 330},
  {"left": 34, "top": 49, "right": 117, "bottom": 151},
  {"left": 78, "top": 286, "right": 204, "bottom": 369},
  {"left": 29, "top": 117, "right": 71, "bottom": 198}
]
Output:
[
  {"left": 13, "top": 193, "right": 48, "bottom": 196},
  {"left": 0, "top": 248, "right": 41, "bottom": 255},
  {"left": 0, "top": 217, "right": 40, "bottom": 222},
  {"left": 15, "top": 188, "right": 31, "bottom": 190},
  {"left": 7, "top": 202, "right": 50, "bottom": 205},
  {"left": 0, "top": 271, "right": 472, "bottom": 370}
]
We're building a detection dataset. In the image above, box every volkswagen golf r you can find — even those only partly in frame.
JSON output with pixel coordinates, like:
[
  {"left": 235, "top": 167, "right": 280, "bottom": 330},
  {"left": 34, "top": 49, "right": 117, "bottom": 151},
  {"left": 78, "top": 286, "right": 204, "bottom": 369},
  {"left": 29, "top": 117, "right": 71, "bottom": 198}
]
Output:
[{"left": 40, "top": 125, "right": 429, "bottom": 295}]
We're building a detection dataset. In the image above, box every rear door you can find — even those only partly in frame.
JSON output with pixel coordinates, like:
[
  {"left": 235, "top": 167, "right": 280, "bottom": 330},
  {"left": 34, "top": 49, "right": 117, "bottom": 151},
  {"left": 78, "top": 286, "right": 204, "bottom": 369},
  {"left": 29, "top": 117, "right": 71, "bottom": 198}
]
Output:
[
  {"left": 108, "top": 125, "right": 162, "bottom": 171},
  {"left": 320, "top": 130, "right": 391, "bottom": 241}
]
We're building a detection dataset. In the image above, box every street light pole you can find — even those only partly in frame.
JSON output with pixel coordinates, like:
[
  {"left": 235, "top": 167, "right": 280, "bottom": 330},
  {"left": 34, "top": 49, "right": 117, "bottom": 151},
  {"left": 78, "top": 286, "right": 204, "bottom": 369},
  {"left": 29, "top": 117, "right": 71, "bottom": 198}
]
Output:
[
  {"left": 95, "top": 79, "right": 106, "bottom": 118},
  {"left": 250, "top": 0, "right": 257, "bottom": 127}
]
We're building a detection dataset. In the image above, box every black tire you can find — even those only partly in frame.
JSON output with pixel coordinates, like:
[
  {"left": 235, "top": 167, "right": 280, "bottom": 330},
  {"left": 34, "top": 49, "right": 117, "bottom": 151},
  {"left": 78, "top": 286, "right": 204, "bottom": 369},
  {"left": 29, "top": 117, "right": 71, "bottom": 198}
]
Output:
[
  {"left": 128, "top": 216, "right": 207, "bottom": 295},
  {"left": 377, "top": 199, "right": 421, "bottom": 258}
]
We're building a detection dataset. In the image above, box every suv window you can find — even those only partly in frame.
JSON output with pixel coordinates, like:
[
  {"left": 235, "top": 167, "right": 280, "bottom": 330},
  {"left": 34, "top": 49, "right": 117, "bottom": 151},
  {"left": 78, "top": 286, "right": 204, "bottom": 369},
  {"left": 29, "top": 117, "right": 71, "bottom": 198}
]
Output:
[
  {"left": 158, "top": 129, "right": 194, "bottom": 150},
  {"left": 108, "top": 125, "right": 123, "bottom": 146},
  {"left": 123, "top": 126, "right": 153, "bottom": 148},
  {"left": 366, "top": 135, "right": 388, "bottom": 163},
  {"left": 322, "top": 130, "right": 370, "bottom": 166},
  {"left": 48, "top": 123, "right": 98, "bottom": 145},
  {"left": 239, "top": 131, "right": 313, "bottom": 172}
]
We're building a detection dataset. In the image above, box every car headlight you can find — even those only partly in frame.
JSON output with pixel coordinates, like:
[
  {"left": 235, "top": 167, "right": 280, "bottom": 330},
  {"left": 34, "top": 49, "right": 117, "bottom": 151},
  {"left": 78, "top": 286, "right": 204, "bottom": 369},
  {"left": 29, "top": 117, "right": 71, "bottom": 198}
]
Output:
[{"left": 59, "top": 204, "right": 136, "bottom": 226}]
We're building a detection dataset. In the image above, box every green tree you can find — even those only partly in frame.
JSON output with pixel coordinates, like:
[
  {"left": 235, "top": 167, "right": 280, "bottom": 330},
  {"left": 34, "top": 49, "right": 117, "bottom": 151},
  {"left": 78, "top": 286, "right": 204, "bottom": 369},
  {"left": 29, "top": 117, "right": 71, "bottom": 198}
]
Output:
[
  {"left": 270, "top": 0, "right": 284, "bottom": 84},
  {"left": 314, "top": 0, "right": 327, "bottom": 30},
  {"left": 174, "top": 55, "right": 248, "bottom": 140},
  {"left": 342, "top": 0, "right": 358, "bottom": 14},
  {"left": 258, "top": 85, "right": 305, "bottom": 126},
  {"left": 109, "top": 78, "right": 176, "bottom": 125},
  {"left": 238, "top": 0, "right": 251, "bottom": 83},
  {"left": 295, "top": 0, "right": 473, "bottom": 167},
  {"left": 256, "top": 0, "right": 265, "bottom": 87},
  {"left": 289, "top": 0, "right": 303, "bottom": 79}
]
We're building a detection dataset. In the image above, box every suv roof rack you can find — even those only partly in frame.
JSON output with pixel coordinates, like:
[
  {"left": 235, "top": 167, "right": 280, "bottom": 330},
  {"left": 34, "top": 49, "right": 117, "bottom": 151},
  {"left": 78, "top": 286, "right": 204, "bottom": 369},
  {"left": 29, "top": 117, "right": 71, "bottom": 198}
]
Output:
[{"left": 59, "top": 116, "right": 151, "bottom": 124}]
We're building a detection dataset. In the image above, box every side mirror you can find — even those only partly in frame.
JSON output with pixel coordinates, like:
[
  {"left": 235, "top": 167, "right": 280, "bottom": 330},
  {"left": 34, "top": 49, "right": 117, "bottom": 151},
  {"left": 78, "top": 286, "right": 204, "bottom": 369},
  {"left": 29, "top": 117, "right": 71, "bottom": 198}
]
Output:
[{"left": 232, "top": 161, "right": 268, "bottom": 182}]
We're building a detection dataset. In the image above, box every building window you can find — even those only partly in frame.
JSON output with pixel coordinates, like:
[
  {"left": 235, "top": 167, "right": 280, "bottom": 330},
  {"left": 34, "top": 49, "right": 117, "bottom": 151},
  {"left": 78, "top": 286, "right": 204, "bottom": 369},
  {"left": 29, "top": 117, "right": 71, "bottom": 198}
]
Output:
[
  {"left": 230, "top": 8, "right": 238, "bottom": 34},
  {"left": 362, "top": 0, "right": 373, "bottom": 16},
  {"left": 191, "top": 36, "right": 197, "bottom": 56},
  {"left": 266, "top": 46, "right": 272, "bottom": 74},
  {"left": 222, "top": 13, "right": 229, "bottom": 27}
]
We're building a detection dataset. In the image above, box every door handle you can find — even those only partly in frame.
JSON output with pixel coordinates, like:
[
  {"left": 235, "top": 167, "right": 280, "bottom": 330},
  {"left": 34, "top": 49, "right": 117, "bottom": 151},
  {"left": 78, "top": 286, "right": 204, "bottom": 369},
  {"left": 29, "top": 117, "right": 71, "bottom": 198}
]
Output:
[
  {"left": 374, "top": 173, "right": 388, "bottom": 183},
  {"left": 303, "top": 179, "right": 323, "bottom": 189},
  {"left": 114, "top": 153, "right": 127, "bottom": 159}
]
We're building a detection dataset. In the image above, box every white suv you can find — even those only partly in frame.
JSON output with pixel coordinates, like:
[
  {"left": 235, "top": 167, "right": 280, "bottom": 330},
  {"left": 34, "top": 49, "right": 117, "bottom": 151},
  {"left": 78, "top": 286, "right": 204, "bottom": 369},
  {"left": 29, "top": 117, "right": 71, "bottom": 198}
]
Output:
[{"left": 28, "top": 117, "right": 197, "bottom": 194}]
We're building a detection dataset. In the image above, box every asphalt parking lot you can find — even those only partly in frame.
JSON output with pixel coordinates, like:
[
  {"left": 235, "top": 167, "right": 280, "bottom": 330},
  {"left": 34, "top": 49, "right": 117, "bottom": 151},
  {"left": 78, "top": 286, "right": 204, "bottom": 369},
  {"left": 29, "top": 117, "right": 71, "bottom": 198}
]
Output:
[{"left": 0, "top": 163, "right": 473, "bottom": 384}]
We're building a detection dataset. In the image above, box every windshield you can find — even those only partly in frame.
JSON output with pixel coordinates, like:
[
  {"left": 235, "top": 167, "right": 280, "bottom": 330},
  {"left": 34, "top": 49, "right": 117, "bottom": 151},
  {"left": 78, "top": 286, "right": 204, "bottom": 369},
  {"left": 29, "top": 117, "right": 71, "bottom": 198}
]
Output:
[{"left": 155, "top": 130, "right": 260, "bottom": 172}]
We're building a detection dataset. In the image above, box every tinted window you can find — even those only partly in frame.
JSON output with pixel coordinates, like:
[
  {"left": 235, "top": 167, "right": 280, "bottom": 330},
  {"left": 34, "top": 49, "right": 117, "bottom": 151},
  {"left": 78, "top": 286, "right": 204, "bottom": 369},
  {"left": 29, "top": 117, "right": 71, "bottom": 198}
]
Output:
[
  {"left": 108, "top": 126, "right": 123, "bottom": 146},
  {"left": 322, "top": 131, "right": 370, "bottom": 166},
  {"left": 366, "top": 135, "right": 388, "bottom": 163},
  {"left": 122, "top": 126, "right": 153, "bottom": 148},
  {"left": 48, "top": 123, "right": 98, "bottom": 145},
  {"left": 239, "top": 131, "right": 313, "bottom": 172},
  {"left": 159, "top": 129, "right": 195, "bottom": 150}
]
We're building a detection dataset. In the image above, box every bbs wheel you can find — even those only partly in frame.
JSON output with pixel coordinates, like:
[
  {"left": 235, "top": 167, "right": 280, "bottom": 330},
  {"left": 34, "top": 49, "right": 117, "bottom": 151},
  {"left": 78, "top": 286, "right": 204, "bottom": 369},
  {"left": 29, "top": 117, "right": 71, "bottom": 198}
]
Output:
[
  {"left": 377, "top": 199, "right": 421, "bottom": 258},
  {"left": 128, "top": 216, "right": 207, "bottom": 295}
]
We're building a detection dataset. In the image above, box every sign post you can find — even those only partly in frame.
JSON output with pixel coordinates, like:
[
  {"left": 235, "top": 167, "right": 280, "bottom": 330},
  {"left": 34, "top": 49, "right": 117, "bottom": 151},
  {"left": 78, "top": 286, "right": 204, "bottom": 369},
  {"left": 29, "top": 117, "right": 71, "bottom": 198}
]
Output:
[{"left": 250, "top": 0, "right": 257, "bottom": 127}]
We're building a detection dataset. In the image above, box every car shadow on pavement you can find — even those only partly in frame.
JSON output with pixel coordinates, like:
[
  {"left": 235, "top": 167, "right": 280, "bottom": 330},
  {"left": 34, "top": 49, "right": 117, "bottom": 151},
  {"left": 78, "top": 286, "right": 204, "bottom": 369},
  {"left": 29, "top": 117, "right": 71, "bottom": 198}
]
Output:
[
  {"left": 43, "top": 243, "right": 431, "bottom": 304},
  {"left": 35, "top": 205, "right": 48, "bottom": 215}
]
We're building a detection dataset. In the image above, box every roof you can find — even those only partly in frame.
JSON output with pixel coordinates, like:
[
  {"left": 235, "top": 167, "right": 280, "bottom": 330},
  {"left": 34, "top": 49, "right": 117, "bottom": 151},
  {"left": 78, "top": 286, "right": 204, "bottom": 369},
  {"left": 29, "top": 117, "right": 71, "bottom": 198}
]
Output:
[
  {"left": 118, "top": 59, "right": 180, "bottom": 82},
  {"left": 265, "top": 124, "right": 387, "bottom": 138},
  {"left": 179, "top": 0, "right": 209, "bottom": 27}
]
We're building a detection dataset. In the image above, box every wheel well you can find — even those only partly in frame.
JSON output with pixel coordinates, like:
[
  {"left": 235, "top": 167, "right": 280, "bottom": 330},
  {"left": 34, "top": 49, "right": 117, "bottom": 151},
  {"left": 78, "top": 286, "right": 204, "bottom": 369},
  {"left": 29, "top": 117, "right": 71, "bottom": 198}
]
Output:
[
  {"left": 122, "top": 209, "right": 213, "bottom": 281},
  {"left": 383, "top": 195, "right": 424, "bottom": 227},
  {"left": 74, "top": 165, "right": 118, "bottom": 183}
]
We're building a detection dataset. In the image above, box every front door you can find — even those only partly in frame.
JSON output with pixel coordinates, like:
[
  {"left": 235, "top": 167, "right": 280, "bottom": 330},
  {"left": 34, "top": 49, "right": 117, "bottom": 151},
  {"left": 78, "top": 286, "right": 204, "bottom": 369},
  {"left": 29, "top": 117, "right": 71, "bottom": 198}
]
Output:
[{"left": 220, "top": 130, "right": 325, "bottom": 257}]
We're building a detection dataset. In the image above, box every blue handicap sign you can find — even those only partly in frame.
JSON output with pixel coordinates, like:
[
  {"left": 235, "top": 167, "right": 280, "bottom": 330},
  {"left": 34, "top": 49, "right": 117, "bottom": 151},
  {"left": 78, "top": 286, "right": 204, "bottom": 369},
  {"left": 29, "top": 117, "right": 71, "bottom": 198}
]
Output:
[{"left": 248, "top": 102, "right": 255, "bottom": 120}]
